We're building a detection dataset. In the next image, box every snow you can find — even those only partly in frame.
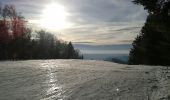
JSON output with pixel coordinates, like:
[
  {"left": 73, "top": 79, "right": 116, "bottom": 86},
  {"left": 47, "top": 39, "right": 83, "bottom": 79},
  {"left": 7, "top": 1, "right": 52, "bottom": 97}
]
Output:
[{"left": 0, "top": 60, "right": 169, "bottom": 100}]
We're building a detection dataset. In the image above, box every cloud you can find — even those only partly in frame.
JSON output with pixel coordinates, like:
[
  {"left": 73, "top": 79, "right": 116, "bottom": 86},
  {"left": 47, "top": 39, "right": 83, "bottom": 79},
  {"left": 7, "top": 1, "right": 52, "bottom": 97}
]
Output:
[
  {"left": 0, "top": 0, "right": 148, "bottom": 45},
  {"left": 59, "top": 21, "right": 144, "bottom": 44},
  {"left": 55, "top": 0, "right": 147, "bottom": 23}
]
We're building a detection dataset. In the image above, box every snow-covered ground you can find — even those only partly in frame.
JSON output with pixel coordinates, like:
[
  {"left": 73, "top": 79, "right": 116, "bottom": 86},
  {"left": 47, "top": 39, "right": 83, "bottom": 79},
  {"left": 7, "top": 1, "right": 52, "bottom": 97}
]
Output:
[{"left": 0, "top": 60, "right": 169, "bottom": 100}]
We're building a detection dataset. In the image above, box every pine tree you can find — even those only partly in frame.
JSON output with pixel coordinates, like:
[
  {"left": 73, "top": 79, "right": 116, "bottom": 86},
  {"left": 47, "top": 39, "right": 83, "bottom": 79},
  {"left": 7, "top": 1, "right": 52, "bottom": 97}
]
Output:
[{"left": 129, "top": 0, "right": 170, "bottom": 65}]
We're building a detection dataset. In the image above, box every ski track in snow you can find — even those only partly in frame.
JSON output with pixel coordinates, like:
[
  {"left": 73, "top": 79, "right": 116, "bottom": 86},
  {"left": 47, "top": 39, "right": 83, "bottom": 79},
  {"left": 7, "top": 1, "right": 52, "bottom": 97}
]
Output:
[{"left": 0, "top": 60, "right": 169, "bottom": 100}]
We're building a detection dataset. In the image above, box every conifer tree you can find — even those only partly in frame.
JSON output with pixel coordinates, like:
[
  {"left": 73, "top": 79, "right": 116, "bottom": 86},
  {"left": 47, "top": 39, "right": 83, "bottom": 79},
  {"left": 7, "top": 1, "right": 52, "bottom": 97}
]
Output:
[{"left": 129, "top": 0, "right": 170, "bottom": 65}]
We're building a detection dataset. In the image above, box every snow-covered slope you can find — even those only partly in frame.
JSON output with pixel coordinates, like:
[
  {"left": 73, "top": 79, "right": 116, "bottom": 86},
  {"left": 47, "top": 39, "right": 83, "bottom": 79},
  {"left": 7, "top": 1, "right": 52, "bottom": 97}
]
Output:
[{"left": 0, "top": 60, "right": 169, "bottom": 100}]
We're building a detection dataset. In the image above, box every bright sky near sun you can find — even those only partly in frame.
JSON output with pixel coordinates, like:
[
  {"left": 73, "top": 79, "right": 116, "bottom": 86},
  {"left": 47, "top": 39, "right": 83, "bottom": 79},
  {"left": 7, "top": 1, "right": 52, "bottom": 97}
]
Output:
[
  {"left": 1, "top": 0, "right": 148, "bottom": 45},
  {"left": 40, "top": 3, "right": 72, "bottom": 30}
]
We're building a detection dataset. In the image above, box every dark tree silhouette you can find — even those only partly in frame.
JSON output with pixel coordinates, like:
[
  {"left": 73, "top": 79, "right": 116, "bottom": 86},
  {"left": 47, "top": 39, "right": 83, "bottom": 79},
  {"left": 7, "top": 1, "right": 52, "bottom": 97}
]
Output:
[
  {"left": 129, "top": 0, "right": 170, "bottom": 65},
  {"left": 67, "top": 42, "right": 75, "bottom": 59},
  {"left": 0, "top": 4, "right": 83, "bottom": 60}
]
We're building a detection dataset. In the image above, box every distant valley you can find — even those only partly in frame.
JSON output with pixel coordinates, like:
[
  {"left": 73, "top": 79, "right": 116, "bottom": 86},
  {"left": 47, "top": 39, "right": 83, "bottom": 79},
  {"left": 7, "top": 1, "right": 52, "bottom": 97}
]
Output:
[{"left": 73, "top": 43, "right": 132, "bottom": 64}]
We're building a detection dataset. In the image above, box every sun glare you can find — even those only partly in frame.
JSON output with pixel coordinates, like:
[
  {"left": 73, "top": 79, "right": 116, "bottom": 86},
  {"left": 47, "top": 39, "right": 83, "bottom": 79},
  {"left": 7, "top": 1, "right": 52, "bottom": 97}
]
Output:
[{"left": 40, "top": 3, "right": 71, "bottom": 30}]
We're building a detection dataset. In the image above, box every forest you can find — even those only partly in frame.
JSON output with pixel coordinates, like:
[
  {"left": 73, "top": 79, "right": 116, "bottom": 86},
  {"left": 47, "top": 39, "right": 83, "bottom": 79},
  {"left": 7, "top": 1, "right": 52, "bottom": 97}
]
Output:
[
  {"left": 129, "top": 0, "right": 170, "bottom": 65},
  {"left": 0, "top": 5, "right": 83, "bottom": 60}
]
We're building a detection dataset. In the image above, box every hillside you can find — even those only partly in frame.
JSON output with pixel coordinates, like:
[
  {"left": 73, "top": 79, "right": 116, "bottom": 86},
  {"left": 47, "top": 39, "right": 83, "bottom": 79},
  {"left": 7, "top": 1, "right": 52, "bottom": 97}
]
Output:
[{"left": 0, "top": 60, "right": 169, "bottom": 100}]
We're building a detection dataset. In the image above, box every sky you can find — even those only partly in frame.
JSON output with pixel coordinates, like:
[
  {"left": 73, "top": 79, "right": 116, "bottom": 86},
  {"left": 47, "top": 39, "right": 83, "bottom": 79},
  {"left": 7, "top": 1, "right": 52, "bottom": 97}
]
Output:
[{"left": 0, "top": 0, "right": 148, "bottom": 45}]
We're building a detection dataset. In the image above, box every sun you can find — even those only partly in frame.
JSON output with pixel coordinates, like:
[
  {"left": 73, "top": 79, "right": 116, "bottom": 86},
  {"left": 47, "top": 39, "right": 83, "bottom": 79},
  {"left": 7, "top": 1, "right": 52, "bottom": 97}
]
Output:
[{"left": 40, "top": 3, "right": 71, "bottom": 30}]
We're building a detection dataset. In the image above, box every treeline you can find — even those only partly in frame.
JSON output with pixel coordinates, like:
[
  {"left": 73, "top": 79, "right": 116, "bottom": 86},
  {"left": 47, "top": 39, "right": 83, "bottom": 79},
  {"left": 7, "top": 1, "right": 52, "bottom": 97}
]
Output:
[
  {"left": 0, "top": 5, "right": 83, "bottom": 60},
  {"left": 129, "top": 0, "right": 170, "bottom": 65}
]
